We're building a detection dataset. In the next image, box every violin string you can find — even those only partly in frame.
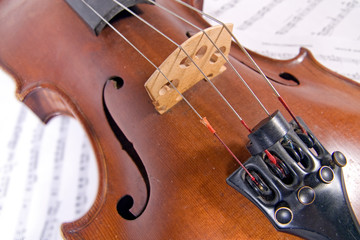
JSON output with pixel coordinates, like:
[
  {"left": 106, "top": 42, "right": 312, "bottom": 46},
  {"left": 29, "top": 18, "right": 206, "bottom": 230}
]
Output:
[
  {"left": 136, "top": 0, "right": 279, "bottom": 165},
  {"left": 112, "top": 0, "right": 254, "bottom": 128},
  {"left": 110, "top": 0, "right": 263, "bottom": 177},
  {"left": 80, "top": 0, "right": 259, "bottom": 183},
  {"left": 173, "top": 0, "right": 307, "bottom": 134},
  {"left": 146, "top": 0, "right": 270, "bottom": 117},
  {"left": 80, "top": 0, "right": 202, "bottom": 120},
  {"left": 113, "top": 0, "right": 281, "bottom": 167}
]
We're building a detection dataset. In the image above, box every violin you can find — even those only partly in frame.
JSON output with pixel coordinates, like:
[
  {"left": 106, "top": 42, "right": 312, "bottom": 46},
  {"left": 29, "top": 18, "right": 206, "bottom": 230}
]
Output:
[{"left": 0, "top": 0, "right": 359, "bottom": 239}]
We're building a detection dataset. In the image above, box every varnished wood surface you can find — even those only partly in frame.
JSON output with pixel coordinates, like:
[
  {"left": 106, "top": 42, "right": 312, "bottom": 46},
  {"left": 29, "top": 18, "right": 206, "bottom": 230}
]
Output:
[{"left": 0, "top": 0, "right": 359, "bottom": 239}]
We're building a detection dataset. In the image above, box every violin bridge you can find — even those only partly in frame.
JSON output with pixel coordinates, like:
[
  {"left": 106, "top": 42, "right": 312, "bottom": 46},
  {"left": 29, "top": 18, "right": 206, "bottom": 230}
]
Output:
[{"left": 144, "top": 24, "right": 233, "bottom": 114}]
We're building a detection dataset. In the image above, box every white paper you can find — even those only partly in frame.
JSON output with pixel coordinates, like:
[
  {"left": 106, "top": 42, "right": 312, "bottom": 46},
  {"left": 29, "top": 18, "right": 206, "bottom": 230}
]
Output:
[
  {"left": 0, "top": 75, "right": 98, "bottom": 240},
  {"left": 203, "top": 0, "right": 360, "bottom": 82},
  {"left": 0, "top": 0, "right": 359, "bottom": 239}
]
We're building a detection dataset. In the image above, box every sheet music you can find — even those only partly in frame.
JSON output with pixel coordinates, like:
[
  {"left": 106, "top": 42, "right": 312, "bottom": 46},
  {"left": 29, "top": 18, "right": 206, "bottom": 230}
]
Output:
[
  {"left": 0, "top": 76, "right": 98, "bottom": 240},
  {"left": 204, "top": 0, "right": 360, "bottom": 82},
  {"left": 0, "top": 0, "right": 359, "bottom": 239}
]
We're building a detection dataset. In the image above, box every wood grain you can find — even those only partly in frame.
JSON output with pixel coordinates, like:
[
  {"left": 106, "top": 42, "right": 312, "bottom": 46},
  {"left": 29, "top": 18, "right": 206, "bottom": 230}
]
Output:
[{"left": 0, "top": 0, "right": 358, "bottom": 239}]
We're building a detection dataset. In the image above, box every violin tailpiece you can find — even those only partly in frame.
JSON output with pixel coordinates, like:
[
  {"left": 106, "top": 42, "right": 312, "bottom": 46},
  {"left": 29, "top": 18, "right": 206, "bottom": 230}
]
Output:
[
  {"left": 144, "top": 24, "right": 233, "bottom": 114},
  {"left": 227, "top": 111, "right": 360, "bottom": 240}
]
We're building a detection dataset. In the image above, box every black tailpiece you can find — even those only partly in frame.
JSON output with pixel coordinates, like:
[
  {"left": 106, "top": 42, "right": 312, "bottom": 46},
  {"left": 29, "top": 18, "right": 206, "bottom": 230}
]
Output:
[{"left": 227, "top": 111, "right": 360, "bottom": 240}]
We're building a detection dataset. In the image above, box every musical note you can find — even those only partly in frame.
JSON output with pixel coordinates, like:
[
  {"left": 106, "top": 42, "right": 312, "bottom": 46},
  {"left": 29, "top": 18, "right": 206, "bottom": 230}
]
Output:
[
  {"left": 0, "top": 0, "right": 359, "bottom": 239},
  {"left": 209, "top": 0, "right": 242, "bottom": 17},
  {"left": 204, "top": 0, "right": 360, "bottom": 83},
  {"left": 14, "top": 124, "right": 44, "bottom": 240},
  {"left": 315, "top": 0, "right": 358, "bottom": 36},
  {"left": 275, "top": 0, "right": 323, "bottom": 35},
  {"left": 74, "top": 139, "right": 92, "bottom": 216},
  {"left": 0, "top": 107, "right": 27, "bottom": 214},
  {"left": 237, "top": 0, "right": 284, "bottom": 31},
  {"left": 40, "top": 118, "right": 69, "bottom": 240}
]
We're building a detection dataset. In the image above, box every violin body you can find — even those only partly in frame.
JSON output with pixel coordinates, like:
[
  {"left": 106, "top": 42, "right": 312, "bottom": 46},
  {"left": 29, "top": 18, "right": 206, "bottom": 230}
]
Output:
[{"left": 0, "top": 0, "right": 359, "bottom": 239}]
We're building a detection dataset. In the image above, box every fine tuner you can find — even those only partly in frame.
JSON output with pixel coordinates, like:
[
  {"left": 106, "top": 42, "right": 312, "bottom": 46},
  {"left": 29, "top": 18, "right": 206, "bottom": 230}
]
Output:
[
  {"left": 1, "top": 0, "right": 359, "bottom": 239},
  {"left": 67, "top": 1, "right": 360, "bottom": 239}
]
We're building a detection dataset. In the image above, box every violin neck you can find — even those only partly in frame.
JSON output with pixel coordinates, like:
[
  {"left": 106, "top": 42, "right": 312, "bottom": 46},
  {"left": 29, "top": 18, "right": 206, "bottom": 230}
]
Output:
[{"left": 64, "top": 0, "right": 149, "bottom": 35}]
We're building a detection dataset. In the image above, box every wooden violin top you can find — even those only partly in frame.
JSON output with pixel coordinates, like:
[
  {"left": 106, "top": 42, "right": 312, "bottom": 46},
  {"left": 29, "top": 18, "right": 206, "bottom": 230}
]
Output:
[{"left": 0, "top": 0, "right": 359, "bottom": 239}]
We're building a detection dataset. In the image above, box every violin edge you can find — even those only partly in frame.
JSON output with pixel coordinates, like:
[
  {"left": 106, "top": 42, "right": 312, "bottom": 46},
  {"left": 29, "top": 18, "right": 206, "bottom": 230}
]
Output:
[{"left": 231, "top": 46, "right": 360, "bottom": 88}]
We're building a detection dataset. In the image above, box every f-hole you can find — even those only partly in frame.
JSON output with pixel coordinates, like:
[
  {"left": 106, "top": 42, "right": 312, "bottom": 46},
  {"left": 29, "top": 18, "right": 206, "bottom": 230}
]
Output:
[
  {"left": 116, "top": 195, "right": 136, "bottom": 220},
  {"left": 279, "top": 72, "right": 300, "bottom": 85},
  {"left": 102, "top": 77, "right": 150, "bottom": 220}
]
